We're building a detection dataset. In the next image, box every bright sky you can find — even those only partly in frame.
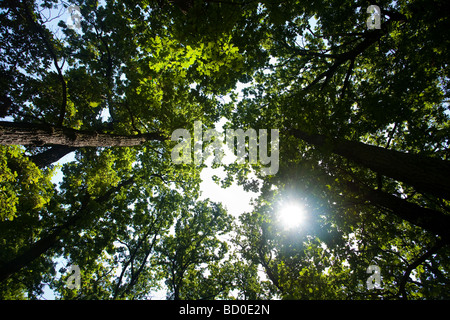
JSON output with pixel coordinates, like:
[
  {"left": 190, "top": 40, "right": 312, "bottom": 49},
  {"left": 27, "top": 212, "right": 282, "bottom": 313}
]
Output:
[{"left": 198, "top": 114, "right": 261, "bottom": 217}]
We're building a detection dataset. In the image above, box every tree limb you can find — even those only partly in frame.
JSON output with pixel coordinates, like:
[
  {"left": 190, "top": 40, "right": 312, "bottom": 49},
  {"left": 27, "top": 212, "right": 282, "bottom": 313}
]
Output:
[
  {"left": 289, "top": 128, "right": 450, "bottom": 200},
  {"left": 29, "top": 145, "right": 77, "bottom": 168},
  {"left": 0, "top": 177, "right": 135, "bottom": 283},
  {"left": 398, "top": 240, "right": 446, "bottom": 299},
  {"left": 0, "top": 121, "right": 166, "bottom": 147},
  {"left": 345, "top": 179, "right": 450, "bottom": 243}
]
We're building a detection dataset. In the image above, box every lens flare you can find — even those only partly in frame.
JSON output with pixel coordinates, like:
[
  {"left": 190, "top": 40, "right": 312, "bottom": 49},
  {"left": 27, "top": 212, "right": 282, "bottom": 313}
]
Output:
[{"left": 278, "top": 204, "right": 306, "bottom": 229}]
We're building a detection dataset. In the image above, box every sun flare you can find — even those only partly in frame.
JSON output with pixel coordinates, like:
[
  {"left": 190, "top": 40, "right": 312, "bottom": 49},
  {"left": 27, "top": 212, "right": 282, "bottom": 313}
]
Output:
[{"left": 278, "top": 204, "right": 306, "bottom": 229}]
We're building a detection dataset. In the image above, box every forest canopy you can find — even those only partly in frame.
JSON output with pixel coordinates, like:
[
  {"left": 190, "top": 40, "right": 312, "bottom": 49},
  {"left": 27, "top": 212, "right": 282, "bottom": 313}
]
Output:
[{"left": 0, "top": 0, "right": 449, "bottom": 300}]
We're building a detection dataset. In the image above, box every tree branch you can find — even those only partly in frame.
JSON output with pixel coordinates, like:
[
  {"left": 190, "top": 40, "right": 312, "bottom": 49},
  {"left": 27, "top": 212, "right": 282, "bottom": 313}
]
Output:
[
  {"left": 29, "top": 145, "right": 76, "bottom": 168},
  {"left": 398, "top": 240, "right": 446, "bottom": 299},
  {"left": 0, "top": 121, "right": 166, "bottom": 147},
  {"left": 22, "top": 1, "right": 67, "bottom": 126},
  {"left": 303, "top": 13, "right": 407, "bottom": 92},
  {"left": 289, "top": 128, "right": 450, "bottom": 200},
  {"left": 345, "top": 179, "right": 450, "bottom": 243},
  {"left": 340, "top": 58, "right": 355, "bottom": 99},
  {"left": 0, "top": 177, "right": 135, "bottom": 283}
]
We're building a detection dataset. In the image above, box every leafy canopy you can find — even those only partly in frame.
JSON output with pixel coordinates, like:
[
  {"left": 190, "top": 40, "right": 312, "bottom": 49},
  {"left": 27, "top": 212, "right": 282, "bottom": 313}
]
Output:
[{"left": 1, "top": 0, "right": 450, "bottom": 300}]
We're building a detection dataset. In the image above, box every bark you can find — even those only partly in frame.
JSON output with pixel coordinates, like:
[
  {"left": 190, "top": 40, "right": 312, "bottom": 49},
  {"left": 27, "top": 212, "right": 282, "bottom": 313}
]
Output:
[
  {"left": 291, "top": 129, "right": 450, "bottom": 200},
  {"left": 0, "top": 177, "right": 135, "bottom": 283},
  {"left": 0, "top": 121, "right": 166, "bottom": 147}
]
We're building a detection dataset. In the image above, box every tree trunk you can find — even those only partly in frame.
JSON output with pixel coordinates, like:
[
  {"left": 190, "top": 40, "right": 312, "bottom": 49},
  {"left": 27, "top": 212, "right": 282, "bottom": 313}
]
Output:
[
  {"left": 0, "top": 177, "right": 135, "bottom": 283},
  {"left": 29, "top": 145, "right": 77, "bottom": 168},
  {"left": 291, "top": 129, "right": 450, "bottom": 200},
  {"left": 0, "top": 121, "right": 165, "bottom": 147},
  {"left": 0, "top": 213, "right": 78, "bottom": 283},
  {"left": 346, "top": 180, "right": 450, "bottom": 243}
]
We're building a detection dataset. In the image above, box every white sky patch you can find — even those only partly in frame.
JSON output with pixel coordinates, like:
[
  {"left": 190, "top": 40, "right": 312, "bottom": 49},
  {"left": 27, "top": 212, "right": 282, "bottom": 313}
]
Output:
[
  {"left": 199, "top": 117, "right": 261, "bottom": 218},
  {"left": 100, "top": 107, "right": 111, "bottom": 122},
  {"left": 277, "top": 203, "right": 307, "bottom": 230}
]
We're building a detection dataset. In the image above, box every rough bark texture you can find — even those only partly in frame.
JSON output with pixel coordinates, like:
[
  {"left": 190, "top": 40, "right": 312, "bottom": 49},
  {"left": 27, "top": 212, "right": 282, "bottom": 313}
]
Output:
[
  {"left": 291, "top": 129, "right": 450, "bottom": 200},
  {"left": 0, "top": 121, "right": 165, "bottom": 147}
]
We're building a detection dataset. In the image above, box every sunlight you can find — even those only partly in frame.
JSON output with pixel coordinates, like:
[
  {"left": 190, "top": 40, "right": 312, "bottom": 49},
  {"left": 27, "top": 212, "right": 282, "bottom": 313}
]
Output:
[{"left": 278, "top": 203, "right": 307, "bottom": 230}]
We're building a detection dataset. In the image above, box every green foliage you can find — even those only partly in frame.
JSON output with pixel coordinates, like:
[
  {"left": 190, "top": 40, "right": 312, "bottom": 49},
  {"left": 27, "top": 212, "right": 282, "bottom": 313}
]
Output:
[
  {"left": 223, "top": 0, "right": 450, "bottom": 300},
  {"left": 156, "top": 199, "right": 234, "bottom": 299},
  {"left": 1, "top": 0, "right": 450, "bottom": 300},
  {"left": 0, "top": 145, "right": 55, "bottom": 221}
]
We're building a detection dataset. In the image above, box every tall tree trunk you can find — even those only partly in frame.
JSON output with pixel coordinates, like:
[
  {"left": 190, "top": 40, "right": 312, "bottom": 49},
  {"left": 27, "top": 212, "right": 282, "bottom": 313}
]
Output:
[
  {"left": 0, "top": 121, "right": 165, "bottom": 147},
  {"left": 290, "top": 129, "right": 450, "bottom": 200},
  {"left": 0, "top": 177, "right": 135, "bottom": 283},
  {"left": 346, "top": 180, "right": 450, "bottom": 243}
]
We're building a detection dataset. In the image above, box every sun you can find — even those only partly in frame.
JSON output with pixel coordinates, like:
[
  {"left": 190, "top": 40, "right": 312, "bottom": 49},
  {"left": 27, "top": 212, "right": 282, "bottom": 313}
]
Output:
[{"left": 278, "top": 204, "right": 307, "bottom": 230}]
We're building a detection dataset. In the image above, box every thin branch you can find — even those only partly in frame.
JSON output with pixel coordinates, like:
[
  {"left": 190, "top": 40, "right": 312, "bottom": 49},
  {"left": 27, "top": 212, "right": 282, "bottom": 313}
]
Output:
[
  {"left": 274, "top": 37, "right": 339, "bottom": 59},
  {"left": 385, "top": 122, "right": 398, "bottom": 149},
  {"left": 122, "top": 100, "right": 141, "bottom": 134},
  {"left": 340, "top": 58, "right": 355, "bottom": 99},
  {"left": 303, "top": 13, "right": 408, "bottom": 92},
  {"left": 398, "top": 240, "right": 447, "bottom": 300}
]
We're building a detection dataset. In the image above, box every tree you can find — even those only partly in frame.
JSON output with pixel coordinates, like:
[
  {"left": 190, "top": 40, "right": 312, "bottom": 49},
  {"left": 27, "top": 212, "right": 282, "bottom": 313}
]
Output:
[
  {"left": 225, "top": 0, "right": 450, "bottom": 299},
  {"left": 53, "top": 177, "right": 191, "bottom": 300},
  {"left": 0, "top": 0, "right": 257, "bottom": 299}
]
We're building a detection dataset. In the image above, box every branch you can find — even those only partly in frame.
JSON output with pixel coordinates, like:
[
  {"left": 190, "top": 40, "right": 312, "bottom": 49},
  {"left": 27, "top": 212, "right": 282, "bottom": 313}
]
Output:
[
  {"left": 0, "top": 121, "right": 167, "bottom": 147},
  {"left": 29, "top": 145, "right": 76, "bottom": 168},
  {"left": 345, "top": 179, "right": 450, "bottom": 243},
  {"left": 93, "top": 23, "right": 116, "bottom": 121},
  {"left": 303, "top": 13, "right": 407, "bottom": 92},
  {"left": 121, "top": 100, "right": 141, "bottom": 134},
  {"left": 340, "top": 58, "right": 355, "bottom": 99},
  {"left": 0, "top": 176, "right": 136, "bottom": 283},
  {"left": 398, "top": 240, "right": 446, "bottom": 299},
  {"left": 113, "top": 233, "right": 149, "bottom": 299},
  {"left": 289, "top": 128, "right": 450, "bottom": 200},
  {"left": 22, "top": 1, "right": 67, "bottom": 126},
  {"left": 274, "top": 38, "right": 339, "bottom": 59}
]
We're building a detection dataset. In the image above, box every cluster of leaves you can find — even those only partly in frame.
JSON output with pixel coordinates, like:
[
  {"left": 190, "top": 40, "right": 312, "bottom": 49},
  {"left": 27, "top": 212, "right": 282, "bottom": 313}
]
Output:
[{"left": 0, "top": 145, "right": 54, "bottom": 221}]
